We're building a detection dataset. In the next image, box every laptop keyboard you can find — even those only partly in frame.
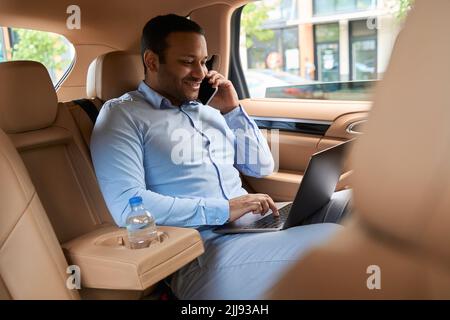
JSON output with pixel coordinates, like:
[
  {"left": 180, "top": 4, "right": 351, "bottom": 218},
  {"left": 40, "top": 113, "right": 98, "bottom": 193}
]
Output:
[{"left": 243, "top": 203, "right": 293, "bottom": 229}]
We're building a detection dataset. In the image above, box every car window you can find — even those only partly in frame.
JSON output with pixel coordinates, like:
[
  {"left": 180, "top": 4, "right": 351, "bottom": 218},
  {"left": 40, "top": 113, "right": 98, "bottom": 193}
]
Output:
[
  {"left": 239, "top": 0, "right": 414, "bottom": 100},
  {"left": 0, "top": 26, "right": 75, "bottom": 86}
]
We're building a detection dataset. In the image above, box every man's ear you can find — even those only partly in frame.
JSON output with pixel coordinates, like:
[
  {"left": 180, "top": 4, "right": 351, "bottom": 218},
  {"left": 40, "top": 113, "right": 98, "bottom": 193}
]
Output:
[{"left": 143, "top": 50, "right": 159, "bottom": 72}]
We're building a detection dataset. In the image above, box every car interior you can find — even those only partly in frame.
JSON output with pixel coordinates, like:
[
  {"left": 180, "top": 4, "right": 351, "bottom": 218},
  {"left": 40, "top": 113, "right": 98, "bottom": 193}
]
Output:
[{"left": 1, "top": 0, "right": 449, "bottom": 300}]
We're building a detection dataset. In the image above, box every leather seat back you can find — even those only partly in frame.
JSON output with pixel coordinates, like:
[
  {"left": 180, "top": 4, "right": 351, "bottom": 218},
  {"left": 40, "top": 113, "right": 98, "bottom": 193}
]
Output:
[
  {"left": 0, "top": 61, "right": 113, "bottom": 244},
  {"left": 65, "top": 51, "right": 144, "bottom": 149},
  {"left": 270, "top": 0, "right": 450, "bottom": 299},
  {"left": 0, "top": 127, "right": 79, "bottom": 299},
  {"left": 86, "top": 51, "right": 144, "bottom": 102}
]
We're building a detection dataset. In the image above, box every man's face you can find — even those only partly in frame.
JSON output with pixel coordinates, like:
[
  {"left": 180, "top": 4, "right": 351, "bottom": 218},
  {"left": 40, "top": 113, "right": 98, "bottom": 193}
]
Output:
[{"left": 152, "top": 32, "right": 208, "bottom": 106}]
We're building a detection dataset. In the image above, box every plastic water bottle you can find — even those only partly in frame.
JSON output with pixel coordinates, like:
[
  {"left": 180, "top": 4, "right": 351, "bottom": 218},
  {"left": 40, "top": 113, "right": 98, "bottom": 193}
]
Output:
[{"left": 126, "top": 196, "right": 159, "bottom": 249}]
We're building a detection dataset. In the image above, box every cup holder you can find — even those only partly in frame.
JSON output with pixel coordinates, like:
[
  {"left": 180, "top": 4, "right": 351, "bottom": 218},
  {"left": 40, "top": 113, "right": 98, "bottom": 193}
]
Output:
[{"left": 95, "top": 230, "right": 168, "bottom": 249}]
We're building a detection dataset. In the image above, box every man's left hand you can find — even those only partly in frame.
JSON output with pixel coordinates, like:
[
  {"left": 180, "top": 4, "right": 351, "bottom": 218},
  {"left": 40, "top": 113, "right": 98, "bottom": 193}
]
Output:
[{"left": 206, "top": 70, "right": 239, "bottom": 114}]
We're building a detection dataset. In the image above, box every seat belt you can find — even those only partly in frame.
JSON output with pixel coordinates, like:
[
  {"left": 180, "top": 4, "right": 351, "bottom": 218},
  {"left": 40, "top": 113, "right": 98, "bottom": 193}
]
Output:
[{"left": 72, "top": 99, "right": 99, "bottom": 124}]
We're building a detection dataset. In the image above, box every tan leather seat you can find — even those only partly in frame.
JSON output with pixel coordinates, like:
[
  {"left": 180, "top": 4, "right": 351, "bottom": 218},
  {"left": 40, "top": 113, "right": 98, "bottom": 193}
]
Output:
[
  {"left": 66, "top": 51, "right": 144, "bottom": 149},
  {"left": 0, "top": 60, "right": 113, "bottom": 245},
  {"left": 86, "top": 51, "right": 144, "bottom": 102},
  {"left": 269, "top": 0, "right": 450, "bottom": 299},
  {"left": 64, "top": 98, "right": 103, "bottom": 151},
  {"left": 0, "top": 127, "right": 79, "bottom": 299},
  {"left": 0, "top": 60, "right": 203, "bottom": 299}
]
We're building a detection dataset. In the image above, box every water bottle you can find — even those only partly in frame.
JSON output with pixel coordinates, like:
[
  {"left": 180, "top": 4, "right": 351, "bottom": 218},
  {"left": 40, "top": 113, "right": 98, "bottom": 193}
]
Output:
[{"left": 126, "top": 196, "right": 159, "bottom": 249}]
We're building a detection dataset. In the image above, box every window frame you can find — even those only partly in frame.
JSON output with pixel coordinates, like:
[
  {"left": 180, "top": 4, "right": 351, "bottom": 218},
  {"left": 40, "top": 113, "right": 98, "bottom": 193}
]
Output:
[
  {"left": 232, "top": 1, "right": 387, "bottom": 102},
  {"left": 229, "top": 5, "right": 250, "bottom": 99},
  {"left": 0, "top": 26, "right": 76, "bottom": 89}
]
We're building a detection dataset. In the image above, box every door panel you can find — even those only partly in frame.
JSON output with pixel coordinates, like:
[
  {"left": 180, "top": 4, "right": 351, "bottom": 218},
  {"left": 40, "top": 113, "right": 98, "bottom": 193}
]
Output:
[
  {"left": 241, "top": 99, "right": 369, "bottom": 201},
  {"left": 324, "top": 112, "right": 369, "bottom": 139},
  {"left": 268, "top": 132, "right": 320, "bottom": 172},
  {"left": 240, "top": 99, "right": 370, "bottom": 121}
]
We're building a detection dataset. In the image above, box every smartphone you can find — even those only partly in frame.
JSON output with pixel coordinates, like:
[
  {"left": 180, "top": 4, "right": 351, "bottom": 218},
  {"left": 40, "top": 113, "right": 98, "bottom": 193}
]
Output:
[
  {"left": 198, "top": 77, "right": 218, "bottom": 105},
  {"left": 198, "top": 55, "right": 219, "bottom": 105}
]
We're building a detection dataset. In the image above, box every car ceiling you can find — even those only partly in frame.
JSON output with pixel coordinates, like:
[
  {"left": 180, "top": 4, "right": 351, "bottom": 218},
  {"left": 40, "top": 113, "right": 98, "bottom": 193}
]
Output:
[{"left": 0, "top": 0, "right": 248, "bottom": 51}]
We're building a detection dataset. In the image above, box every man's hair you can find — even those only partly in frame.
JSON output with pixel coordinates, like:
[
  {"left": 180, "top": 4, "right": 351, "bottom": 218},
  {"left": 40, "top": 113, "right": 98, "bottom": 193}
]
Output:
[{"left": 141, "top": 14, "right": 205, "bottom": 68}]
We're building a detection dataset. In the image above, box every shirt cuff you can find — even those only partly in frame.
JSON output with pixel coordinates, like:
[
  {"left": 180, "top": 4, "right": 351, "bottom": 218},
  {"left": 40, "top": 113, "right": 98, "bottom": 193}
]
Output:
[
  {"left": 204, "top": 198, "right": 230, "bottom": 225},
  {"left": 222, "top": 104, "right": 243, "bottom": 121},
  {"left": 223, "top": 105, "right": 256, "bottom": 129}
]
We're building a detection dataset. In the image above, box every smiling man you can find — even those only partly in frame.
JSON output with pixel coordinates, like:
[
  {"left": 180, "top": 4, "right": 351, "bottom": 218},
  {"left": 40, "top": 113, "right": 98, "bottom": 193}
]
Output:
[{"left": 90, "top": 14, "right": 341, "bottom": 299}]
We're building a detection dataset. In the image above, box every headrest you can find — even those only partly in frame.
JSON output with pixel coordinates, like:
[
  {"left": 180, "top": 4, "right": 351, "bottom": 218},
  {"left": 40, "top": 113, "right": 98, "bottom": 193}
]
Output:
[
  {"left": 351, "top": 0, "right": 450, "bottom": 262},
  {"left": 0, "top": 61, "right": 58, "bottom": 133},
  {"left": 86, "top": 51, "right": 144, "bottom": 101}
]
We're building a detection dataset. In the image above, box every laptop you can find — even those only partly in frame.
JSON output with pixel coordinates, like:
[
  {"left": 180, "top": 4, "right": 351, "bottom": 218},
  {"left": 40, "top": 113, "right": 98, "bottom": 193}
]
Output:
[{"left": 214, "top": 139, "right": 353, "bottom": 234}]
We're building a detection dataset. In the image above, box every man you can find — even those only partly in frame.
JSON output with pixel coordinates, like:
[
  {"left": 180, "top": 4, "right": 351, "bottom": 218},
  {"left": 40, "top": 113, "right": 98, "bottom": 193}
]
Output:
[{"left": 91, "top": 14, "right": 341, "bottom": 299}]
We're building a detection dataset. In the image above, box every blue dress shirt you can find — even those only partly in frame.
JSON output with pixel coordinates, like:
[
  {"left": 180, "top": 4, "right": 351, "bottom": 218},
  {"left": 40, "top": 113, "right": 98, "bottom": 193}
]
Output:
[{"left": 91, "top": 81, "right": 274, "bottom": 227}]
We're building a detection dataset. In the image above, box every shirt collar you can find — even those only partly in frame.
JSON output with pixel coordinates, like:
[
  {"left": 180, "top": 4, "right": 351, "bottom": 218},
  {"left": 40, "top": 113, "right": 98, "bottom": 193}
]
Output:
[
  {"left": 137, "top": 81, "right": 201, "bottom": 110},
  {"left": 137, "top": 81, "right": 171, "bottom": 109}
]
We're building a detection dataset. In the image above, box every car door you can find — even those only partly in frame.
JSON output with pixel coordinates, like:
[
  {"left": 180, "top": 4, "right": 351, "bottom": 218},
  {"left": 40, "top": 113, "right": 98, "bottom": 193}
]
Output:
[
  {"left": 225, "top": 0, "right": 406, "bottom": 202},
  {"left": 240, "top": 98, "right": 368, "bottom": 201}
]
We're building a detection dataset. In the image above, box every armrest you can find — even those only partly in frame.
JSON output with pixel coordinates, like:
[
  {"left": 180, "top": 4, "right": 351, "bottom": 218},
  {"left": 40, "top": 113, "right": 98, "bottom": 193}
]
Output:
[
  {"left": 244, "top": 170, "right": 353, "bottom": 202},
  {"left": 61, "top": 225, "right": 204, "bottom": 291}
]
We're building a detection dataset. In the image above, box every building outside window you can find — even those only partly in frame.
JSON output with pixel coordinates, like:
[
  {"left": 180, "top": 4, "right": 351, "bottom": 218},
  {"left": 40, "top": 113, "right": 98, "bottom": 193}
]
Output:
[
  {"left": 0, "top": 30, "right": 5, "bottom": 61},
  {"left": 314, "top": 23, "right": 340, "bottom": 82},
  {"left": 267, "top": 0, "right": 299, "bottom": 22},
  {"left": 247, "top": 26, "right": 299, "bottom": 72},
  {"left": 239, "top": 0, "right": 410, "bottom": 99},
  {"left": 314, "top": 0, "right": 377, "bottom": 16},
  {"left": 281, "top": 27, "right": 300, "bottom": 73},
  {"left": 350, "top": 19, "right": 377, "bottom": 80}
]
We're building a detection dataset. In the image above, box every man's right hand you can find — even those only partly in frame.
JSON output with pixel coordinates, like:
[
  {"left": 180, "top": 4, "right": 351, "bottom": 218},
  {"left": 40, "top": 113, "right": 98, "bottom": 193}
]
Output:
[{"left": 228, "top": 194, "right": 279, "bottom": 222}]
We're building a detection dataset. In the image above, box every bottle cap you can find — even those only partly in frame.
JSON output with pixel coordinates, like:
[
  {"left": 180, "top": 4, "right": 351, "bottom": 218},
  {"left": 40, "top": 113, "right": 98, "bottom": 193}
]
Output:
[{"left": 129, "top": 196, "right": 143, "bottom": 206}]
